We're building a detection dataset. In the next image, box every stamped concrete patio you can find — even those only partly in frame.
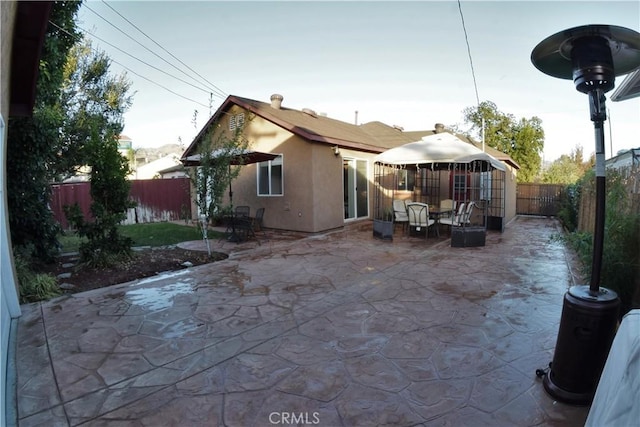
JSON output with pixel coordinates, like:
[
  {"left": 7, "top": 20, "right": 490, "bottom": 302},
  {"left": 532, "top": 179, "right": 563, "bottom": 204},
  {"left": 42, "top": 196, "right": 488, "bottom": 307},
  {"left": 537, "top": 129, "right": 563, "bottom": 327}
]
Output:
[{"left": 14, "top": 216, "right": 591, "bottom": 426}]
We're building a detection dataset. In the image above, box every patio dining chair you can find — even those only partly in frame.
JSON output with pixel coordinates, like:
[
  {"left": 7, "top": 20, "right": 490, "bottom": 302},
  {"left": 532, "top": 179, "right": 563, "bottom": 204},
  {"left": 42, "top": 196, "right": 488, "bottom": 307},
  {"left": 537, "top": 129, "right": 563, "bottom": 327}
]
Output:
[
  {"left": 251, "top": 207, "right": 267, "bottom": 239},
  {"left": 461, "top": 201, "right": 475, "bottom": 224},
  {"left": 392, "top": 199, "right": 409, "bottom": 233},
  {"left": 439, "top": 199, "right": 456, "bottom": 219},
  {"left": 406, "top": 202, "right": 435, "bottom": 239},
  {"left": 235, "top": 205, "right": 250, "bottom": 218},
  {"left": 439, "top": 202, "right": 466, "bottom": 230}
]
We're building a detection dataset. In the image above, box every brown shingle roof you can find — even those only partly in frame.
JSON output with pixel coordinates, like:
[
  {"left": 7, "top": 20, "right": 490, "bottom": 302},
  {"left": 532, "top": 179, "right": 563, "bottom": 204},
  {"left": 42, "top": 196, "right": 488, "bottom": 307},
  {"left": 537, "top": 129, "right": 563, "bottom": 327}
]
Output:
[{"left": 182, "top": 95, "right": 519, "bottom": 170}]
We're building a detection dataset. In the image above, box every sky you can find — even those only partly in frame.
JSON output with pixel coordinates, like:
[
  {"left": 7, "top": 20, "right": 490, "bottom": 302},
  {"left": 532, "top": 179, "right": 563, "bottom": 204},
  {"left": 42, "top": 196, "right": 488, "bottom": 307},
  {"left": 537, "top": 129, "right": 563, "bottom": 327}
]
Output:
[{"left": 76, "top": 0, "right": 640, "bottom": 162}]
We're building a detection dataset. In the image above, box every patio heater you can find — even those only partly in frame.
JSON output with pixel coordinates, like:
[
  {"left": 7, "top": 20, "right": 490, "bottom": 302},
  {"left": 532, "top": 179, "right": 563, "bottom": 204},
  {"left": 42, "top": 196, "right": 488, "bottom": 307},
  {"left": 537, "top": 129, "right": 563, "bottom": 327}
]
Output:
[{"left": 531, "top": 25, "right": 640, "bottom": 405}]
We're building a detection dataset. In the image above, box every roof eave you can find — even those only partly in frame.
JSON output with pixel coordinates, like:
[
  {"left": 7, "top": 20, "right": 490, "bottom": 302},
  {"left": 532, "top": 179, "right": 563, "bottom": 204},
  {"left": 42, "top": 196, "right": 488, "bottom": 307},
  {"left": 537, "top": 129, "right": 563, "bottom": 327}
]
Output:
[
  {"left": 611, "top": 69, "right": 640, "bottom": 102},
  {"left": 9, "top": 1, "right": 53, "bottom": 117}
]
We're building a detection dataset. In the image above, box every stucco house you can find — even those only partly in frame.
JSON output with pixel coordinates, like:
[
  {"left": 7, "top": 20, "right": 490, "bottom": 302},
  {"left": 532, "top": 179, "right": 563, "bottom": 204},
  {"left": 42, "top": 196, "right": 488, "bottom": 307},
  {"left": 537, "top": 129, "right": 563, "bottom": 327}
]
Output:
[
  {"left": 182, "top": 94, "right": 519, "bottom": 234},
  {"left": 1, "top": 1, "right": 52, "bottom": 424}
]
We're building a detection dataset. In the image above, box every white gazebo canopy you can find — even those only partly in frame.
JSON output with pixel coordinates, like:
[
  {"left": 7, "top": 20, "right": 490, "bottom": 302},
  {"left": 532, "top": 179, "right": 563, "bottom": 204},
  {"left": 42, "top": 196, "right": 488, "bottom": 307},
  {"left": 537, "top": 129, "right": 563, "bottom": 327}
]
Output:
[{"left": 374, "top": 132, "right": 505, "bottom": 172}]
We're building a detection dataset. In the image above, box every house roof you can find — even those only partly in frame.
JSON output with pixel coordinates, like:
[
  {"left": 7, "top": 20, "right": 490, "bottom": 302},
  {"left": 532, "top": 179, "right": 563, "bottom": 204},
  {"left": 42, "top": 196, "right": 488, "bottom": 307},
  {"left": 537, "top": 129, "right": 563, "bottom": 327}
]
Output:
[
  {"left": 182, "top": 94, "right": 519, "bottom": 170},
  {"left": 9, "top": 1, "right": 52, "bottom": 117},
  {"left": 611, "top": 69, "right": 640, "bottom": 102}
]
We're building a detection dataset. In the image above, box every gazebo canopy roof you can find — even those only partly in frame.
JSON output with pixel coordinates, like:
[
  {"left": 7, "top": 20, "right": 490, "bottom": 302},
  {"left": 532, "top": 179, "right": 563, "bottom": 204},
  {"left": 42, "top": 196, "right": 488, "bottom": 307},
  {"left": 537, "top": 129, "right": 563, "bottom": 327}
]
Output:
[{"left": 374, "top": 132, "right": 506, "bottom": 172}]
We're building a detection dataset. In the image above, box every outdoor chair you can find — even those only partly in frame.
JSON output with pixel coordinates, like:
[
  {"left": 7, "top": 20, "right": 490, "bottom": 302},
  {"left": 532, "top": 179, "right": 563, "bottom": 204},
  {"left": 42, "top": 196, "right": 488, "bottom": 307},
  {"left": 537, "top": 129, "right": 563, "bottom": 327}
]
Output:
[
  {"left": 235, "top": 205, "right": 250, "bottom": 218},
  {"left": 462, "top": 202, "right": 475, "bottom": 224},
  {"left": 251, "top": 207, "right": 267, "bottom": 239},
  {"left": 406, "top": 202, "right": 435, "bottom": 239},
  {"left": 234, "top": 216, "right": 260, "bottom": 245},
  {"left": 439, "top": 199, "right": 456, "bottom": 219},
  {"left": 392, "top": 199, "right": 409, "bottom": 233},
  {"left": 439, "top": 202, "right": 466, "bottom": 230}
]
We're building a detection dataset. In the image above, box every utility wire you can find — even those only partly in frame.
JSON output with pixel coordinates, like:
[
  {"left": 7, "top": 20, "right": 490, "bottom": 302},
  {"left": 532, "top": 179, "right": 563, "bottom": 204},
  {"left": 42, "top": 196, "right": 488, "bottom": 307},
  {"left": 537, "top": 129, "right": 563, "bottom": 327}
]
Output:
[
  {"left": 77, "top": 23, "right": 217, "bottom": 96},
  {"left": 49, "top": 20, "right": 210, "bottom": 108},
  {"left": 457, "top": 0, "right": 481, "bottom": 107},
  {"left": 457, "top": 0, "right": 485, "bottom": 150},
  {"left": 84, "top": 3, "right": 226, "bottom": 99},
  {"left": 101, "top": 0, "right": 228, "bottom": 100}
]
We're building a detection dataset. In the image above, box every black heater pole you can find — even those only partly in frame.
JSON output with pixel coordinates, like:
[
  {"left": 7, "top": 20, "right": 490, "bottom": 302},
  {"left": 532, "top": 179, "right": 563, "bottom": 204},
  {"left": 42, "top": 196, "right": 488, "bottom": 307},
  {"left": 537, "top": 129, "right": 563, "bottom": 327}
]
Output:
[
  {"left": 531, "top": 24, "right": 640, "bottom": 405},
  {"left": 589, "top": 88, "right": 607, "bottom": 294}
]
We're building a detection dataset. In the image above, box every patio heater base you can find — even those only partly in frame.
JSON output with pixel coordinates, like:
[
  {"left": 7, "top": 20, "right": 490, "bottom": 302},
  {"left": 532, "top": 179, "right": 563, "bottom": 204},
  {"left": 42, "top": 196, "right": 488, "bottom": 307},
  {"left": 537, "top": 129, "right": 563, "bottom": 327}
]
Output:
[{"left": 543, "top": 285, "right": 619, "bottom": 405}]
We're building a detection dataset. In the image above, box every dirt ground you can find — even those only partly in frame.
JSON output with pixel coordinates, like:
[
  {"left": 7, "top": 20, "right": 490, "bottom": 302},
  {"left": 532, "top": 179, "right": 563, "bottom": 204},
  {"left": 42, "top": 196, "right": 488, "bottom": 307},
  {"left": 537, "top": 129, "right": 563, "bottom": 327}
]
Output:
[{"left": 41, "top": 247, "right": 227, "bottom": 294}]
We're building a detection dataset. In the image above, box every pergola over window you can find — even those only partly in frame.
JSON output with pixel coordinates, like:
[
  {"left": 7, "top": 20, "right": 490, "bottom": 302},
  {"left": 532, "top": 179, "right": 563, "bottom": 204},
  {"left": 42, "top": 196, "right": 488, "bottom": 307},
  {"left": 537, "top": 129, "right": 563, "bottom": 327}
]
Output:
[{"left": 373, "top": 132, "right": 507, "bottom": 239}]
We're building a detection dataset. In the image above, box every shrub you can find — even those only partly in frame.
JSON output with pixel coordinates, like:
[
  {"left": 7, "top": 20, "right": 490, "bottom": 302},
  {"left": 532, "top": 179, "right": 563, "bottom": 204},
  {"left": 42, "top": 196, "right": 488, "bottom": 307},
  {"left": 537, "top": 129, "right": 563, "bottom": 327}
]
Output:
[
  {"left": 562, "top": 170, "right": 640, "bottom": 317},
  {"left": 14, "top": 250, "right": 60, "bottom": 303}
]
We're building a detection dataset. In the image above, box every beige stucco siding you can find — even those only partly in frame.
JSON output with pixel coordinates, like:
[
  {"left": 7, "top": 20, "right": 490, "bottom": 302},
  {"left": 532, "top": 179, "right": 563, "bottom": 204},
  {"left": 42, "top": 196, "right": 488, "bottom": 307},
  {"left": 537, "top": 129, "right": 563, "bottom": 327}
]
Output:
[
  {"left": 504, "top": 164, "right": 517, "bottom": 224},
  {"left": 229, "top": 112, "right": 323, "bottom": 232},
  {"left": 221, "top": 111, "right": 380, "bottom": 233},
  {"left": 309, "top": 142, "right": 344, "bottom": 231}
]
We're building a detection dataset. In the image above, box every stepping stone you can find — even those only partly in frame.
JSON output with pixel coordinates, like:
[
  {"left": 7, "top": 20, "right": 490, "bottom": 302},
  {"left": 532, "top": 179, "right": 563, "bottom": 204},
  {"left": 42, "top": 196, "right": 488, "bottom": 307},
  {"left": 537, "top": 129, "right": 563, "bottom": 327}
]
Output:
[
  {"left": 59, "top": 283, "right": 76, "bottom": 291},
  {"left": 57, "top": 272, "right": 72, "bottom": 279},
  {"left": 62, "top": 263, "right": 76, "bottom": 269}
]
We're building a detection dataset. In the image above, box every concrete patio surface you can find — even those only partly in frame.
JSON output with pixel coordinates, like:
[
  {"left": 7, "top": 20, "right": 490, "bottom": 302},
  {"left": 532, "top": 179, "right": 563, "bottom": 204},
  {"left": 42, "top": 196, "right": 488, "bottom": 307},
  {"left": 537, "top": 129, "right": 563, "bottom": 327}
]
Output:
[{"left": 13, "top": 216, "right": 592, "bottom": 426}]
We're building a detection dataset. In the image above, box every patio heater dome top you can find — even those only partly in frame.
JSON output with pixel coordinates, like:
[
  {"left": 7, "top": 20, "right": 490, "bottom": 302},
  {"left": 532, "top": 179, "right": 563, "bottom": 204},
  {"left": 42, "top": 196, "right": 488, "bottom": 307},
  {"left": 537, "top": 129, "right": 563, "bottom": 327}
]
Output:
[{"left": 531, "top": 24, "right": 640, "bottom": 93}]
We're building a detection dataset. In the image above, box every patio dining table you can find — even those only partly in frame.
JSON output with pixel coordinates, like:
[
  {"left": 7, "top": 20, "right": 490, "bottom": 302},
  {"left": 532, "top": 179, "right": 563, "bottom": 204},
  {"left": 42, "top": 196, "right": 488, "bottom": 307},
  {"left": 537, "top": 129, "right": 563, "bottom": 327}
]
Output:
[
  {"left": 223, "top": 213, "right": 260, "bottom": 244},
  {"left": 428, "top": 206, "right": 452, "bottom": 237}
]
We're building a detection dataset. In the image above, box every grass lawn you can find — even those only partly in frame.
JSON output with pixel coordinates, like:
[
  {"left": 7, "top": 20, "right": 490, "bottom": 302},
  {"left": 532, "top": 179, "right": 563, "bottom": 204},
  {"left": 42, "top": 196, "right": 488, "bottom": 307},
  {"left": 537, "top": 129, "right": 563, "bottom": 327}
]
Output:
[{"left": 58, "top": 222, "right": 222, "bottom": 252}]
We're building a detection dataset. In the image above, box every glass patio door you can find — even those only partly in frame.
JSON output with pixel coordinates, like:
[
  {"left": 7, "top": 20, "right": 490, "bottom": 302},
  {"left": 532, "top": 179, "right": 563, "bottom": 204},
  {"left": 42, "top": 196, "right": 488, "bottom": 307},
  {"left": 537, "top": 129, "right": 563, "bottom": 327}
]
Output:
[{"left": 343, "top": 158, "right": 368, "bottom": 220}]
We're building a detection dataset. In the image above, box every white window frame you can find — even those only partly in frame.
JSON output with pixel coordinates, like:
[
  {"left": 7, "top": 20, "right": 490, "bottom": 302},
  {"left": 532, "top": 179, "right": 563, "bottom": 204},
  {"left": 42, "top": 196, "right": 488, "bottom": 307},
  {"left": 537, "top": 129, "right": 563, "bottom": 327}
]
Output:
[{"left": 257, "top": 154, "right": 283, "bottom": 196}]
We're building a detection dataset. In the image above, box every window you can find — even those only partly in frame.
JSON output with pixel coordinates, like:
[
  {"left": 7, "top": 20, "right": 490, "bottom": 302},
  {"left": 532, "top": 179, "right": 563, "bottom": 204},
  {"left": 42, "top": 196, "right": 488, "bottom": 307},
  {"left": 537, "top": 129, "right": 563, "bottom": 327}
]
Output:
[
  {"left": 480, "top": 171, "right": 492, "bottom": 200},
  {"left": 228, "top": 113, "right": 245, "bottom": 131},
  {"left": 397, "top": 169, "right": 415, "bottom": 191},
  {"left": 258, "top": 155, "right": 283, "bottom": 196}
]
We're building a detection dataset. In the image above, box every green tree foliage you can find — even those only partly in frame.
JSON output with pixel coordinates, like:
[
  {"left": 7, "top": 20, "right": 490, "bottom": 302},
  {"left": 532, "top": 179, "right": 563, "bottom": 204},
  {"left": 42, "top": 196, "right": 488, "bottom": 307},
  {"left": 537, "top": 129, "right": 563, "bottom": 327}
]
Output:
[
  {"left": 542, "top": 145, "right": 594, "bottom": 184},
  {"left": 191, "top": 122, "right": 251, "bottom": 224},
  {"left": 463, "top": 101, "right": 545, "bottom": 183},
  {"left": 7, "top": 1, "right": 83, "bottom": 260},
  {"left": 62, "top": 40, "right": 135, "bottom": 267}
]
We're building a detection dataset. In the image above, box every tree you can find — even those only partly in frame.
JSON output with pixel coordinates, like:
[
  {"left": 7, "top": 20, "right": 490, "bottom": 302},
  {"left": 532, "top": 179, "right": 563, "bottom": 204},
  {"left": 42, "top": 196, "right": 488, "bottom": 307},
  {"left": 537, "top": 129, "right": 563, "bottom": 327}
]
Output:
[
  {"left": 62, "top": 39, "right": 135, "bottom": 267},
  {"left": 7, "top": 1, "right": 83, "bottom": 260},
  {"left": 462, "top": 101, "right": 545, "bottom": 183},
  {"left": 542, "top": 145, "right": 595, "bottom": 184},
  {"left": 191, "top": 122, "right": 251, "bottom": 224}
]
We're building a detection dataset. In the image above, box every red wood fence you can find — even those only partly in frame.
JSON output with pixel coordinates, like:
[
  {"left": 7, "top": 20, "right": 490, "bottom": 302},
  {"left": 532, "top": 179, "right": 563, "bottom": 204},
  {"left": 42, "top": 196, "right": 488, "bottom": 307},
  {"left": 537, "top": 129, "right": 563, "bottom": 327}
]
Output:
[{"left": 50, "top": 178, "right": 192, "bottom": 229}]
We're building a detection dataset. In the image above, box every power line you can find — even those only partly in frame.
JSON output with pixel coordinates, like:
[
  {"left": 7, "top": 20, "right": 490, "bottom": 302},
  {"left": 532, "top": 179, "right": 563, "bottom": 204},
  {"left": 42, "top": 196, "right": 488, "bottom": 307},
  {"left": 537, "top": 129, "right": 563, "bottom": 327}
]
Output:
[
  {"left": 100, "top": 0, "right": 228, "bottom": 100},
  {"left": 457, "top": 0, "right": 480, "bottom": 107},
  {"left": 110, "top": 58, "right": 210, "bottom": 108},
  {"left": 84, "top": 3, "right": 226, "bottom": 99},
  {"left": 77, "top": 24, "right": 217, "bottom": 96},
  {"left": 457, "top": 0, "right": 484, "bottom": 150},
  {"left": 48, "top": 20, "right": 210, "bottom": 109}
]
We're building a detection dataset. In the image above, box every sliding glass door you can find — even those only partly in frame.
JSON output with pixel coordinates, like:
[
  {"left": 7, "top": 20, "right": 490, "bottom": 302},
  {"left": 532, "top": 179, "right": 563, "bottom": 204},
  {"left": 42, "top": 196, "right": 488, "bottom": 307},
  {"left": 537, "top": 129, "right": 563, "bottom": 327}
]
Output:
[{"left": 343, "top": 158, "right": 368, "bottom": 220}]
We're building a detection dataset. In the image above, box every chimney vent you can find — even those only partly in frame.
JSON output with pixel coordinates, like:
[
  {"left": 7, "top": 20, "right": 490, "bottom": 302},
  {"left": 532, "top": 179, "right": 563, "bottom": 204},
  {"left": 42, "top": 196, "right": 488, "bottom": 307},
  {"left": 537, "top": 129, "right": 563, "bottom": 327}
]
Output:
[
  {"left": 270, "top": 94, "right": 283, "bottom": 109},
  {"left": 302, "top": 108, "right": 317, "bottom": 118},
  {"left": 434, "top": 123, "right": 446, "bottom": 133}
]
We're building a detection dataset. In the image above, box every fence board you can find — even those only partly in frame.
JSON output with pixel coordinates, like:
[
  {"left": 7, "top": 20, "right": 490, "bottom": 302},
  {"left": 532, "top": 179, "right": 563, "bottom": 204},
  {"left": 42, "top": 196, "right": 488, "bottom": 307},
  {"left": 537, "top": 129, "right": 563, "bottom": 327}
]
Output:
[
  {"left": 516, "top": 183, "right": 565, "bottom": 216},
  {"left": 50, "top": 178, "right": 192, "bottom": 229}
]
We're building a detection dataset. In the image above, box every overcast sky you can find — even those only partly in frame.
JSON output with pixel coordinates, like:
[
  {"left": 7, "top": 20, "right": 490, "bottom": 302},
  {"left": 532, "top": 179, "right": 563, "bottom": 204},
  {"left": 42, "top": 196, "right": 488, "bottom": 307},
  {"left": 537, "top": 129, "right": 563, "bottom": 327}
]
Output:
[{"left": 76, "top": 0, "right": 640, "bottom": 161}]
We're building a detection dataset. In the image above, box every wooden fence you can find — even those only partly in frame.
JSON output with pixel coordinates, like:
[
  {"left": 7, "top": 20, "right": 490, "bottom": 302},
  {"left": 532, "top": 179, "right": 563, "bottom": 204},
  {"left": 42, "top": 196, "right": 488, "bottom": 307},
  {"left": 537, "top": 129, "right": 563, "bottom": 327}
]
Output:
[
  {"left": 578, "top": 167, "right": 640, "bottom": 233},
  {"left": 516, "top": 183, "right": 566, "bottom": 216},
  {"left": 50, "top": 178, "right": 192, "bottom": 229}
]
